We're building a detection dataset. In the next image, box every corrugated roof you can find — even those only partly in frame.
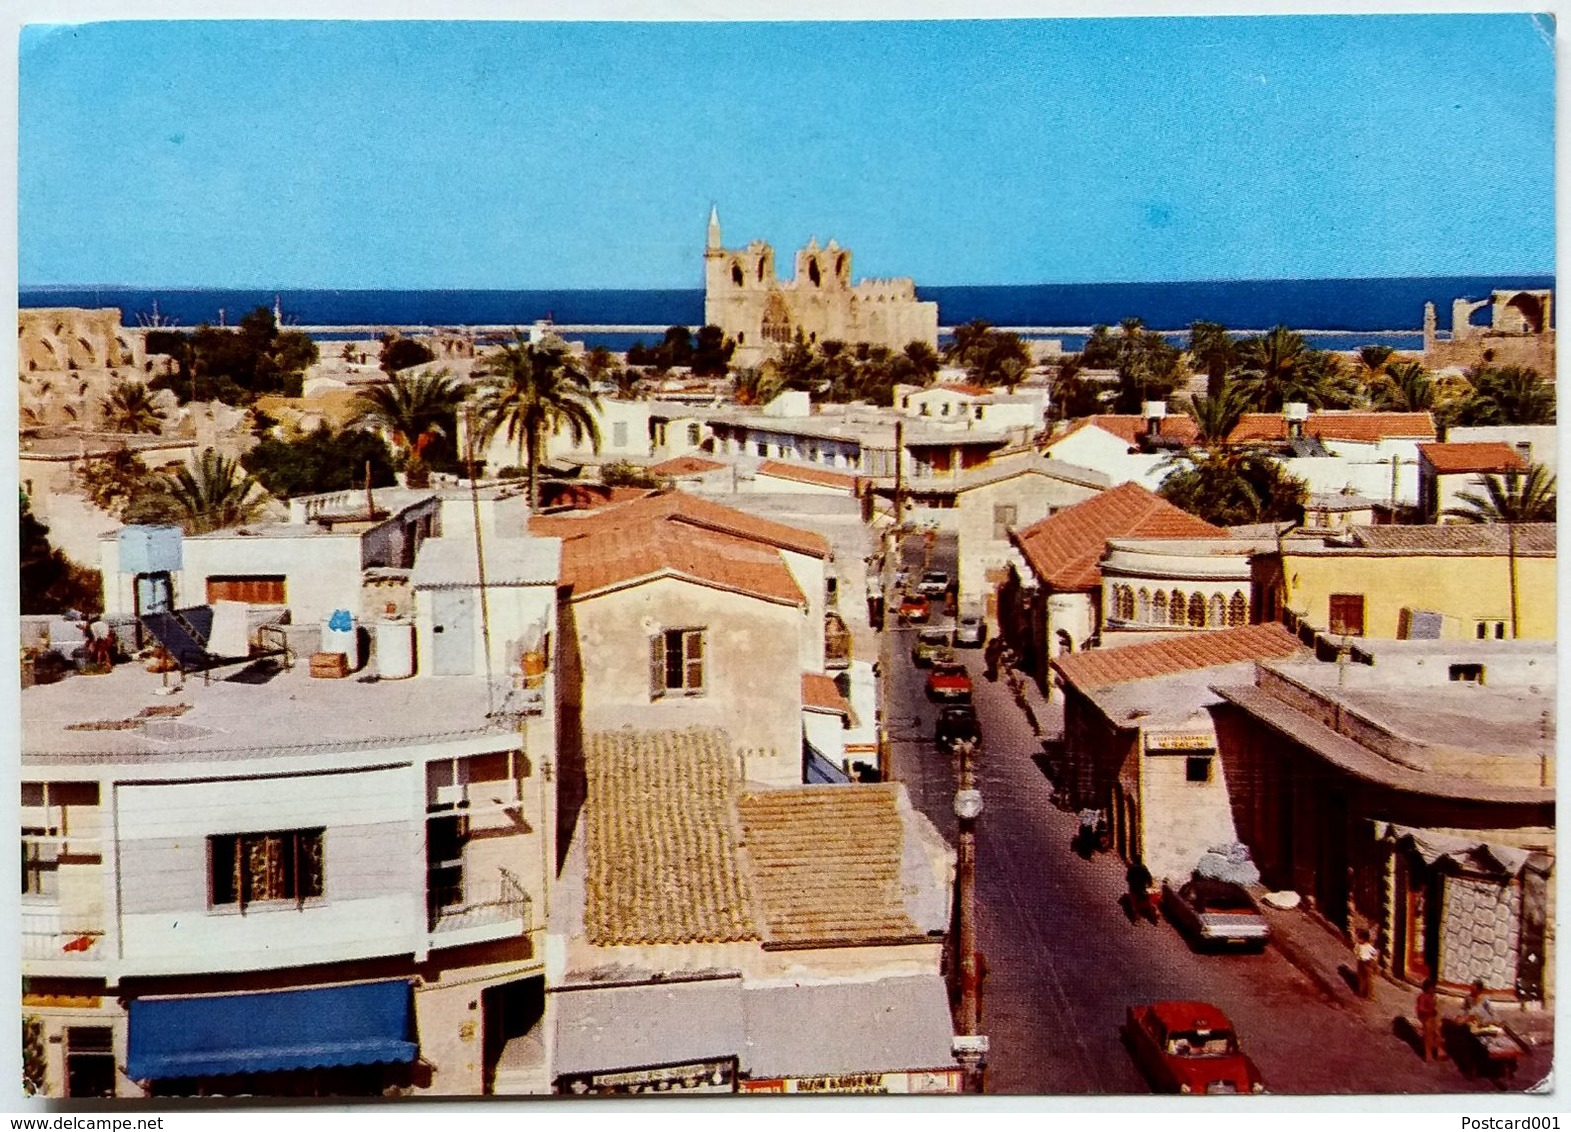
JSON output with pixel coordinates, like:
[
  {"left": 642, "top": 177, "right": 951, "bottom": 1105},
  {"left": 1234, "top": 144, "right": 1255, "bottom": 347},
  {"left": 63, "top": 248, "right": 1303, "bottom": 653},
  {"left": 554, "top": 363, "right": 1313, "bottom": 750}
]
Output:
[
  {"left": 1348, "top": 523, "right": 1556, "bottom": 555},
  {"left": 737, "top": 785, "right": 919, "bottom": 946},
  {"left": 1418, "top": 441, "right": 1531, "bottom": 474},
  {"left": 743, "top": 977, "right": 958, "bottom": 1078},
  {"left": 552, "top": 978, "right": 746, "bottom": 1077},
  {"left": 756, "top": 460, "right": 864, "bottom": 492},
  {"left": 801, "top": 673, "right": 853, "bottom": 716},
  {"left": 582, "top": 728, "right": 761, "bottom": 946},
  {"left": 648, "top": 455, "right": 726, "bottom": 476},
  {"left": 1011, "top": 482, "right": 1224, "bottom": 591},
  {"left": 1051, "top": 623, "right": 1304, "bottom": 690}
]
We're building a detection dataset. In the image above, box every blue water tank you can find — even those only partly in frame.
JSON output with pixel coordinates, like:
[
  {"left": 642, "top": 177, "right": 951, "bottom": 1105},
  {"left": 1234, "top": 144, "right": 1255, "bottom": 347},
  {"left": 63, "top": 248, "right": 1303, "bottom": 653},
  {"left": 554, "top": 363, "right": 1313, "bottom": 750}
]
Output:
[{"left": 118, "top": 525, "right": 184, "bottom": 574}]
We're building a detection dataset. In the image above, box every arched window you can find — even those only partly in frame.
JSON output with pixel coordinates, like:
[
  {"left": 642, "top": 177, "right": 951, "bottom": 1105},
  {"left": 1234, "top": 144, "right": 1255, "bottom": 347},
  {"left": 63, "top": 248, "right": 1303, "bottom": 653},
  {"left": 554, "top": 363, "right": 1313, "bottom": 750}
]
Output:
[
  {"left": 1210, "top": 594, "right": 1226, "bottom": 627},
  {"left": 836, "top": 253, "right": 847, "bottom": 277},
  {"left": 757, "top": 259, "right": 766, "bottom": 283},
  {"left": 761, "top": 293, "right": 792, "bottom": 344},
  {"left": 808, "top": 259, "right": 821, "bottom": 287},
  {"left": 1120, "top": 586, "right": 1135, "bottom": 621},
  {"left": 1137, "top": 588, "right": 1150, "bottom": 623},
  {"left": 1188, "top": 593, "right": 1207, "bottom": 627},
  {"left": 731, "top": 263, "right": 744, "bottom": 287},
  {"left": 1153, "top": 590, "right": 1167, "bottom": 623},
  {"left": 1056, "top": 629, "right": 1073, "bottom": 656},
  {"left": 1169, "top": 590, "right": 1186, "bottom": 625},
  {"left": 1228, "top": 591, "right": 1248, "bottom": 627}
]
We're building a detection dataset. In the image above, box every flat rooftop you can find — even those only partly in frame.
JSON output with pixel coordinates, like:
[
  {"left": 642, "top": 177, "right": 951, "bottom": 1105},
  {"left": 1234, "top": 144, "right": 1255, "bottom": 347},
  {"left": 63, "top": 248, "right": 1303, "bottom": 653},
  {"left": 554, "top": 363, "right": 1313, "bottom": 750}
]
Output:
[
  {"left": 1334, "top": 686, "right": 1553, "bottom": 758},
  {"left": 21, "top": 662, "right": 512, "bottom": 766}
]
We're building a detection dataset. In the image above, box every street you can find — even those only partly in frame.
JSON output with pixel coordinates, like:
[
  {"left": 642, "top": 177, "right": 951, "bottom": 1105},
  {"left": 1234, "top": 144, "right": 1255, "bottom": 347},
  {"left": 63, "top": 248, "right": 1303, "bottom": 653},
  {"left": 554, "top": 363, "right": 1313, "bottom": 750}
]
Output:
[{"left": 880, "top": 533, "right": 1495, "bottom": 1096}]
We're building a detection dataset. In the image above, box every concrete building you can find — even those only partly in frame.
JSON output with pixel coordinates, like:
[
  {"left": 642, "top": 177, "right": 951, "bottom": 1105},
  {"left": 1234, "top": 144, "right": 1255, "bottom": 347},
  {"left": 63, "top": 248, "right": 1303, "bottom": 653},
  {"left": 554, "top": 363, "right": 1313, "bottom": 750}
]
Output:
[
  {"left": 703, "top": 208, "right": 938, "bottom": 368},
  {"left": 1051, "top": 624, "right": 1306, "bottom": 880},
  {"left": 1252, "top": 524, "right": 1556, "bottom": 643},
  {"left": 999, "top": 483, "right": 1223, "bottom": 691},
  {"left": 530, "top": 492, "right": 833, "bottom": 789},
  {"left": 1423, "top": 289, "right": 1555, "bottom": 375},
  {"left": 1099, "top": 536, "right": 1279, "bottom": 641},
  {"left": 1417, "top": 441, "right": 1532, "bottom": 523},
  {"left": 546, "top": 728, "right": 958, "bottom": 1094},
  {"left": 1210, "top": 641, "right": 1555, "bottom": 1003},
  {"left": 1446, "top": 425, "right": 1558, "bottom": 474},
  {"left": 896, "top": 382, "right": 1047, "bottom": 432},
  {"left": 21, "top": 534, "right": 565, "bottom": 1098},
  {"left": 1301, "top": 489, "right": 1384, "bottom": 531}
]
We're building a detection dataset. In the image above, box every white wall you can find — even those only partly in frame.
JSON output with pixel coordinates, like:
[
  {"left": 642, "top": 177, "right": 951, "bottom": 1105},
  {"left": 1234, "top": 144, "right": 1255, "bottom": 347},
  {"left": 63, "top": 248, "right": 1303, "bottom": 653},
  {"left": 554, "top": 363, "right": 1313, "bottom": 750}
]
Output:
[
  {"left": 1043, "top": 428, "right": 1169, "bottom": 490},
  {"left": 1448, "top": 426, "right": 1557, "bottom": 473},
  {"left": 955, "top": 475, "right": 1101, "bottom": 611}
]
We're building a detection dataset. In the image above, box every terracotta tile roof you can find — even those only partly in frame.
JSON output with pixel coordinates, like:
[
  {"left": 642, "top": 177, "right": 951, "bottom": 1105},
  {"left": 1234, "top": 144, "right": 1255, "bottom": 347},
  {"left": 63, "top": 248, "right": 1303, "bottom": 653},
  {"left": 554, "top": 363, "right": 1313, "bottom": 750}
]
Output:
[
  {"left": 1011, "top": 482, "right": 1224, "bottom": 591},
  {"left": 555, "top": 520, "right": 805, "bottom": 605},
  {"left": 1051, "top": 624, "right": 1304, "bottom": 690},
  {"left": 737, "top": 785, "right": 919, "bottom": 945},
  {"left": 583, "top": 728, "right": 761, "bottom": 946},
  {"left": 647, "top": 455, "right": 726, "bottom": 476},
  {"left": 1347, "top": 523, "right": 1556, "bottom": 555},
  {"left": 533, "top": 491, "right": 829, "bottom": 558},
  {"left": 801, "top": 672, "right": 853, "bottom": 716},
  {"left": 1057, "top": 415, "right": 1201, "bottom": 447},
  {"left": 538, "top": 483, "right": 658, "bottom": 511},
  {"left": 1418, "top": 442, "right": 1531, "bottom": 475},
  {"left": 938, "top": 383, "right": 992, "bottom": 397},
  {"left": 756, "top": 460, "right": 864, "bottom": 493},
  {"left": 1230, "top": 412, "right": 1437, "bottom": 445}
]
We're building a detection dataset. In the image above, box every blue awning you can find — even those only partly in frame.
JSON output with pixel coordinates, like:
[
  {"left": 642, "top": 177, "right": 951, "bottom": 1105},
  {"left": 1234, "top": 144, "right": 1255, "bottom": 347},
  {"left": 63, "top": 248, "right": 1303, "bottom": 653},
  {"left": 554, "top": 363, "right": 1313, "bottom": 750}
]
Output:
[{"left": 127, "top": 980, "right": 416, "bottom": 1081}]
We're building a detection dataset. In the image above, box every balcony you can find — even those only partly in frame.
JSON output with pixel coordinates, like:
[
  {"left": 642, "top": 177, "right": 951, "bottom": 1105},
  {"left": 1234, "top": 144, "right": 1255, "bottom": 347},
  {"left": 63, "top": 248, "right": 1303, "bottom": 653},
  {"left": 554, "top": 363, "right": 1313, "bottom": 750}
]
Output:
[
  {"left": 428, "top": 866, "right": 533, "bottom": 949},
  {"left": 22, "top": 907, "right": 104, "bottom": 964}
]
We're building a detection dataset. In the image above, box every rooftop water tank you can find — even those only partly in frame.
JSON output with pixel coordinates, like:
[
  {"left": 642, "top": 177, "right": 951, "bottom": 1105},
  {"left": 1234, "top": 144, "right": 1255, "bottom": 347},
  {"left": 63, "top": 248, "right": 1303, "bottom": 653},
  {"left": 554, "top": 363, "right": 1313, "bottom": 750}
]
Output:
[
  {"left": 321, "top": 609, "right": 361, "bottom": 671},
  {"left": 376, "top": 618, "right": 415, "bottom": 680},
  {"left": 118, "top": 525, "right": 183, "bottom": 575}
]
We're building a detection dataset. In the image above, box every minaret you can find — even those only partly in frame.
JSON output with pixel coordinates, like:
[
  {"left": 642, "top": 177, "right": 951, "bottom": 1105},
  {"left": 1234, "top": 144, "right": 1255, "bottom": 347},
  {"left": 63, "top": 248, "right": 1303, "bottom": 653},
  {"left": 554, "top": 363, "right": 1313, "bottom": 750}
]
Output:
[{"left": 706, "top": 205, "right": 722, "bottom": 252}]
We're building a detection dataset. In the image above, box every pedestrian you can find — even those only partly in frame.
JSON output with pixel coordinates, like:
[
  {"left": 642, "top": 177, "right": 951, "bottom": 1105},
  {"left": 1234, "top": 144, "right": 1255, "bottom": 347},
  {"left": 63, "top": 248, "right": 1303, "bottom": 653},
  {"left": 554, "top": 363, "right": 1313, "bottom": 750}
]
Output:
[
  {"left": 1416, "top": 976, "right": 1445, "bottom": 1062},
  {"left": 1354, "top": 929, "right": 1378, "bottom": 999},
  {"left": 983, "top": 638, "right": 1001, "bottom": 681},
  {"left": 1462, "top": 980, "right": 1497, "bottom": 1030}
]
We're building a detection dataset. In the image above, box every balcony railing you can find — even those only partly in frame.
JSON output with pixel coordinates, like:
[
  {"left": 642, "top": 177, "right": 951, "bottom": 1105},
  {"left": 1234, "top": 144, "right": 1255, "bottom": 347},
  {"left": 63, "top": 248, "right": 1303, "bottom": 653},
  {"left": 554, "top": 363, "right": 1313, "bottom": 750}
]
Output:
[
  {"left": 428, "top": 866, "right": 532, "bottom": 936},
  {"left": 22, "top": 926, "right": 105, "bottom": 962}
]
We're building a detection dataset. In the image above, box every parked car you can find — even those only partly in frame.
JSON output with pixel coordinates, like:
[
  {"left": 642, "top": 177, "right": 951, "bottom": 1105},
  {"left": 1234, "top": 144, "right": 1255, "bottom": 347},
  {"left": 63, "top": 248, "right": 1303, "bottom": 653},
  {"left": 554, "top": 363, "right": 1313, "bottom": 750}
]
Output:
[
  {"left": 911, "top": 627, "right": 953, "bottom": 667},
  {"left": 892, "top": 568, "right": 911, "bottom": 590},
  {"left": 935, "top": 704, "right": 981, "bottom": 750},
  {"left": 1161, "top": 877, "right": 1271, "bottom": 951},
  {"left": 925, "top": 657, "right": 973, "bottom": 703},
  {"left": 954, "top": 614, "right": 986, "bottom": 648},
  {"left": 917, "top": 571, "right": 951, "bottom": 598},
  {"left": 898, "top": 592, "right": 931, "bottom": 624},
  {"left": 1123, "top": 1002, "right": 1265, "bottom": 1095}
]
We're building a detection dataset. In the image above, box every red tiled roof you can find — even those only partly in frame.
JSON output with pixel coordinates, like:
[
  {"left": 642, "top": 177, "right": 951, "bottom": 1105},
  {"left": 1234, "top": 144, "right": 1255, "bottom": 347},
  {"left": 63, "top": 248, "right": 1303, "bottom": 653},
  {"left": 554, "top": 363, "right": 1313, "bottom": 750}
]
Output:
[
  {"left": 756, "top": 460, "right": 864, "bottom": 493},
  {"left": 647, "top": 455, "right": 725, "bottom": 476},
  {"left": 1418, "top": 441, "right": 1530, "bottom": 475},
  {"left": 1230, "top": 412, "right": 1436, "bottom": 445},
  {"left": 532, "top": 490, "right": 830, "bottom": 558},
  {"left": 539, "top": 483, "right": 657, "bottom": 511},
  {"left": 1051, "top": 624, "right": 1304, "bottom": 690},
  {"left": 1011, "top": 482, "right": 1224, "bottom": 591},
  {"left": 940, "top": 383, "right": 993, "bottom": 397},
  {"left": 801, "top": 672, "right": 853, "bottom": 716}
]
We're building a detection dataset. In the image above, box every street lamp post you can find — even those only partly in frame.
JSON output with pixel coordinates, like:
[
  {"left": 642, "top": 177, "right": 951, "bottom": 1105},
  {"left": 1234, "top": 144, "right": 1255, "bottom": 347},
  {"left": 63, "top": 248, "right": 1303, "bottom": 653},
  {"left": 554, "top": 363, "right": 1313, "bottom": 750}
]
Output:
[{"left": 950, "top": 737, "right": 987, "bottom": 1093}]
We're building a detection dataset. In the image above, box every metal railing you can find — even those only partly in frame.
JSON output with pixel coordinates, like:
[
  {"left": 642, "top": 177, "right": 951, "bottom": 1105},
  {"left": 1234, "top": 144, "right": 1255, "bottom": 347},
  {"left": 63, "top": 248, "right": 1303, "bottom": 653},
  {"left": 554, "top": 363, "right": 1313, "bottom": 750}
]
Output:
[
  {"left": 22, "top": 927, "right": 105, "bottom": 962},
  {"left": 428, "top": 866, "right": 532, "bottom": 935}
]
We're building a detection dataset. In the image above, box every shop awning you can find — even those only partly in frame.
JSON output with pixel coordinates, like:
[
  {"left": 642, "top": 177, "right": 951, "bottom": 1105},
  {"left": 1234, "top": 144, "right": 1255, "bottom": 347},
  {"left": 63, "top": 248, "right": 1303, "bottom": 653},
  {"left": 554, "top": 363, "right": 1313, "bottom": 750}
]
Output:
[
  {"left": 127, "top": 980, "right": 416, "bottom": 1081},
  {"left": 1377, "top": 823, "right": 1539, "bottom": 876}
]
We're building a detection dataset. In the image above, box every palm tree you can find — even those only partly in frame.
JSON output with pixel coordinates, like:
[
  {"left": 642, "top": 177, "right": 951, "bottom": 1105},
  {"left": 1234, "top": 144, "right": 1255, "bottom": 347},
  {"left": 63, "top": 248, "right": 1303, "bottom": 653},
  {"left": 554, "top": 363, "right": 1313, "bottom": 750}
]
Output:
[
  {"left": 1184, "top": 384, "right": 1250, "bottom": 447},
  {"left": 471, "top": 335, "right": 602, "bottom": 508},
  {"left": 160, "top": 448, "right": 271, "bottom": 535},
  {"left": 733, "top": 365, "right": 785, "bottom": 407},
  {"left": 1355, "top": 345, "right": 1395, "bottom": 390},
  {"left": 351, "top": 368, "right": 464, "bottom": 488},
  {"left": 1444, "top": 464, "right": 1557, "bottom": 523},
  {"left": 1187, "top": 321, "right": 1235, "bottom": 398},
  {"left": 1459, "top": 366, "right": 1556, "bottom": 426},
  {"left": 1373, "top": 360, "right": 1435, "bottom": 412},
  {"left": 902, "top": 340, "right": 941, "bottom": 383},
  {"left": 1233, "top": 326, "right": 1313, "bottom": 410},
  {"left": 100, "top": 380, "right": 167, "bottom": 434}
]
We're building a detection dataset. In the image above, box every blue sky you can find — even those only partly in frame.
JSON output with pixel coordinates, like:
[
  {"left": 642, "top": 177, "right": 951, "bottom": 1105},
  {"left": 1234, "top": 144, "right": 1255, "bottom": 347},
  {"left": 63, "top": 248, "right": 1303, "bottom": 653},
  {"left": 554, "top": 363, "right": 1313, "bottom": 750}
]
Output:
[{"left": 18, "top": 16, "right": 1556, "bottom": 288}]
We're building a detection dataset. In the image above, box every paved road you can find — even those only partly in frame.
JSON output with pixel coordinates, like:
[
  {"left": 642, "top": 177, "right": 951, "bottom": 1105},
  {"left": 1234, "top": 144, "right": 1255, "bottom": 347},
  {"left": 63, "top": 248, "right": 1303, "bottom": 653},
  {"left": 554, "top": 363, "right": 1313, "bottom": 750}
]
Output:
[{"left": 881, "top": 539, "right": 1494, "bottom": 1096}]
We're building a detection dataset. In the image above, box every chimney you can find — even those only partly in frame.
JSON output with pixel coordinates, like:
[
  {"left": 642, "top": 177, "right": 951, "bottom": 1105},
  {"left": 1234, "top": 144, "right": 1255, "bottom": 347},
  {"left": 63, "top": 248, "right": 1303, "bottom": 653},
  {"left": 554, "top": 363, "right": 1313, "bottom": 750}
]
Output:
[
  {"left": 1284, "top": 401, "right": 1309, "bottom": 440},
  {"left": 1142, "top": 400, "right": 1167, "bottom": 438}
]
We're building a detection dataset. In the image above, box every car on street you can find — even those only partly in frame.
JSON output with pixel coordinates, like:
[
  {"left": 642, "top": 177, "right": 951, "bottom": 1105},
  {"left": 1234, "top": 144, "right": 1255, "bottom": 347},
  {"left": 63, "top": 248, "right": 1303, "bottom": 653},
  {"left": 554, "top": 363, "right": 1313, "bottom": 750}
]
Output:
[
  {"left": 934, "top": 704, "right": 981, "bottom": 750},
  {"left": 954, "top": 614, "right": 986, "bottom": 648},
  {"left": 917, "top": 570, "right": 951, "bottom": 598},
  {"left": 1161, "top": 877, "right": 1271, "bottom": 951},
  {"left": 898, "top": 592, "right": 931, "bottom": 623},
  {"left": 925, "top": 657, "right": 973, "bottom": 703},
  {"left": 1123, "top": 1002, "right": 1265, "bottom": 1095},
  {"left": 892, "top": 568, "right": 911, "bottom": 590},
  {"left": 911, "top": 627, "right": 953, "bottom": 667}
]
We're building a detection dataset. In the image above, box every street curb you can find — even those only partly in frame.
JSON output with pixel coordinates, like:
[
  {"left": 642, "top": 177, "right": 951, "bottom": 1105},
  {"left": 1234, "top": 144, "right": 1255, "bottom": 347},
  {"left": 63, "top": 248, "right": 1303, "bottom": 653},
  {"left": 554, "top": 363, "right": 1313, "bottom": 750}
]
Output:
[{"left": 1265, "top": 922, "right": 1352, "bottom": 1006}]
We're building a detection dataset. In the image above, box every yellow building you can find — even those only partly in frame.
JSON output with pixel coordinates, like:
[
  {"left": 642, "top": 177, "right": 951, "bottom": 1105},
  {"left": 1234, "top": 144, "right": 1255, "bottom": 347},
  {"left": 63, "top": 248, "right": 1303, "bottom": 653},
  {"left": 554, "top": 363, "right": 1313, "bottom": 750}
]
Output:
[{"left": 1253, "top": 524, "right": 1555, "bottom": 643}]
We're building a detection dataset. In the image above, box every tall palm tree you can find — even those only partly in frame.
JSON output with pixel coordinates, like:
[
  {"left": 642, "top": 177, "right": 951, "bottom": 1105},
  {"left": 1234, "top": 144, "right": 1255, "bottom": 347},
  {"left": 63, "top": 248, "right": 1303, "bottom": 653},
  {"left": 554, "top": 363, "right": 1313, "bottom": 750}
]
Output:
[
  {"left": 1233, "top": 326, "right": 1313, "bottom": 410},
  {"left": 1444, "top": 464, "right": 1558, "bottom": 523},
  {"left": 161, "top": 448, "right": 271, "bottom": 535},
  {"left": 1184, "top": 384, "right": 1250, "bottom": 447},
  {"left": 1374, "top": 360, "right": 1435, "bottom": 412},
  {"left": 902, "top": 340, "right": 941, "bottom": 383},
  {"left": 100, "top": 380, "right": 167, "bottom": 434},
  {"left": 733, "top": 366, "right": 786, "bottom": 407},
  {"left": 1461, "top": 366, "right": 1557, "bottom": 426},
  {"left": 1355, "top": 345, "right": 1395, "bottom": 388},
  {"left": 471, "top": 335, "right": 602, "bottom": 508},
  {"left": 1187, "top": 321, "right": 1235, "bottom": 398},
  {"left": 351, "top": 368, "right": 464, "bottom": 487}
]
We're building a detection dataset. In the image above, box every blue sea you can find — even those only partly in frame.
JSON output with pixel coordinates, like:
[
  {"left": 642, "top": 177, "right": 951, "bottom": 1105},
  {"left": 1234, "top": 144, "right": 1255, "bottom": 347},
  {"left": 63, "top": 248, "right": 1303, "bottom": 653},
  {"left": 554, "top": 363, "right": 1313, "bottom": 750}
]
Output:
[{"left": 19, "top": 276, "right": 1554, "bottom": 352}]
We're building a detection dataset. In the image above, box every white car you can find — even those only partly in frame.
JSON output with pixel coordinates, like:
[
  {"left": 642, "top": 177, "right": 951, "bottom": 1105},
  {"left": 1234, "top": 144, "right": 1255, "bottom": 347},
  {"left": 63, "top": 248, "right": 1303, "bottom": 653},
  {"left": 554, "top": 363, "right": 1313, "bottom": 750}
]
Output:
[
  {"left": 917, "top": 571, "right": 950, "bottom": 598},
  {"left": 954, "top": 615, "right": 986, "bottom": 648}
]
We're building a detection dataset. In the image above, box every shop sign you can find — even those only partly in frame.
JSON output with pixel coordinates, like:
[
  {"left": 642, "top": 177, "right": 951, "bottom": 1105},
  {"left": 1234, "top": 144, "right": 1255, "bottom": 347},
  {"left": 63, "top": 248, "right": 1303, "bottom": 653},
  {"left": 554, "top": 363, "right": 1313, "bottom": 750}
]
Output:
[
  {"left": 742, "top": 1069, "right": 961, "bottom": 1095},
  {"left": 1146, "top": 731, "right": 1214, "bottom": 752},
  {"left": 559, "top": 1058, "right": 736, "bottom": 1095}
]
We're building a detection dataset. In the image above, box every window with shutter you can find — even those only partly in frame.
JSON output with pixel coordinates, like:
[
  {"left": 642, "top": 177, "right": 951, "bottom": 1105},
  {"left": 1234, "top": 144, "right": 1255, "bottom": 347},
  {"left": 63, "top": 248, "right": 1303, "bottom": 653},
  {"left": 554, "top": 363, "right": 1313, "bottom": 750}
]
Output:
[
  {"left": 206, "top": 575, "right": 286, "bottom": 605},
  {"left": 1328, "top": 593, "right": 1366, "bottom": 637},
  {"left": 650, "top": 632, "right": 667, "bottom": 699},
  {"left": 651, "top": 628, "right": 706, "bottom": 698}
]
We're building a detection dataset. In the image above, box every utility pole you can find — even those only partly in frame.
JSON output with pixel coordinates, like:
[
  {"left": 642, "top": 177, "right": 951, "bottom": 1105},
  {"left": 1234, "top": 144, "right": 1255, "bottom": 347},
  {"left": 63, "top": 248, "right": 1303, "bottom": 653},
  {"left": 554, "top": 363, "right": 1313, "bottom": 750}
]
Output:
[
  {"left": 893, "top": 420, "right": 906, "bottom": 526},
  {"left": 1508, "top": 519, "right": 1520, "bottom": 640},
  {"left": 950, "top": 737, "right": 987, "bottom": 1093}
]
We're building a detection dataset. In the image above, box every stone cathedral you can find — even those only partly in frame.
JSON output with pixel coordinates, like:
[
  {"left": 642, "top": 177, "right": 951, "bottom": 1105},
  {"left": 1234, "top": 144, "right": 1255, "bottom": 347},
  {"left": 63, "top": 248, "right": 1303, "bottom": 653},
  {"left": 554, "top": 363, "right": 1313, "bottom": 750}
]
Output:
[{"left": 702, "top": 207, "right": 939, "bottom": 367}]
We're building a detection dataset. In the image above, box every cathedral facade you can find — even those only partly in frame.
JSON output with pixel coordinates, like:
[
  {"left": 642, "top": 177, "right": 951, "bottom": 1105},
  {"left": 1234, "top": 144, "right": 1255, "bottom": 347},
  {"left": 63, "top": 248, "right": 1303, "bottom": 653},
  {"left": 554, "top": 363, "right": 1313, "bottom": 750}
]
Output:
[{"left": 702, "top": 208, "right": 939, "bottom": 367}]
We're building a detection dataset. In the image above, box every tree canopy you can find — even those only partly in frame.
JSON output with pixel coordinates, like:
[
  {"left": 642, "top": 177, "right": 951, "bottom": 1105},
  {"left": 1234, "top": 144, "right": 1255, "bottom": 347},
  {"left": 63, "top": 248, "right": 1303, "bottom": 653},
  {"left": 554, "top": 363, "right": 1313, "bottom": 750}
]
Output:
[
  {"left": 20, "top": 494, "right": 103, "bottom": 615},
  {"left": 471, "top": 335, "right": 602, "bottom": 507},
  {"left": 147, "top": 307, "right": 318, "bottom": 406},
  {"left": 243, "top": 424, "right": 399, "bottom": 499},
  {"left": 1443, "top": 464, "right": 1557, "bottom": 523},
  {"left": 379, "top": 335, "right": 436, "bottom": 374},
  {"left": 1158, "top": 449, "right": 1307, "bottom": 527},
  {"left": 943, "top": 320, "right": 1033, "bottom": 388},
  {"left": 351, "top": 368, "right": 465, "bottom": 487},
  {"left": 1446, "top": 366, "right": 1556, "bottom": 427}
]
